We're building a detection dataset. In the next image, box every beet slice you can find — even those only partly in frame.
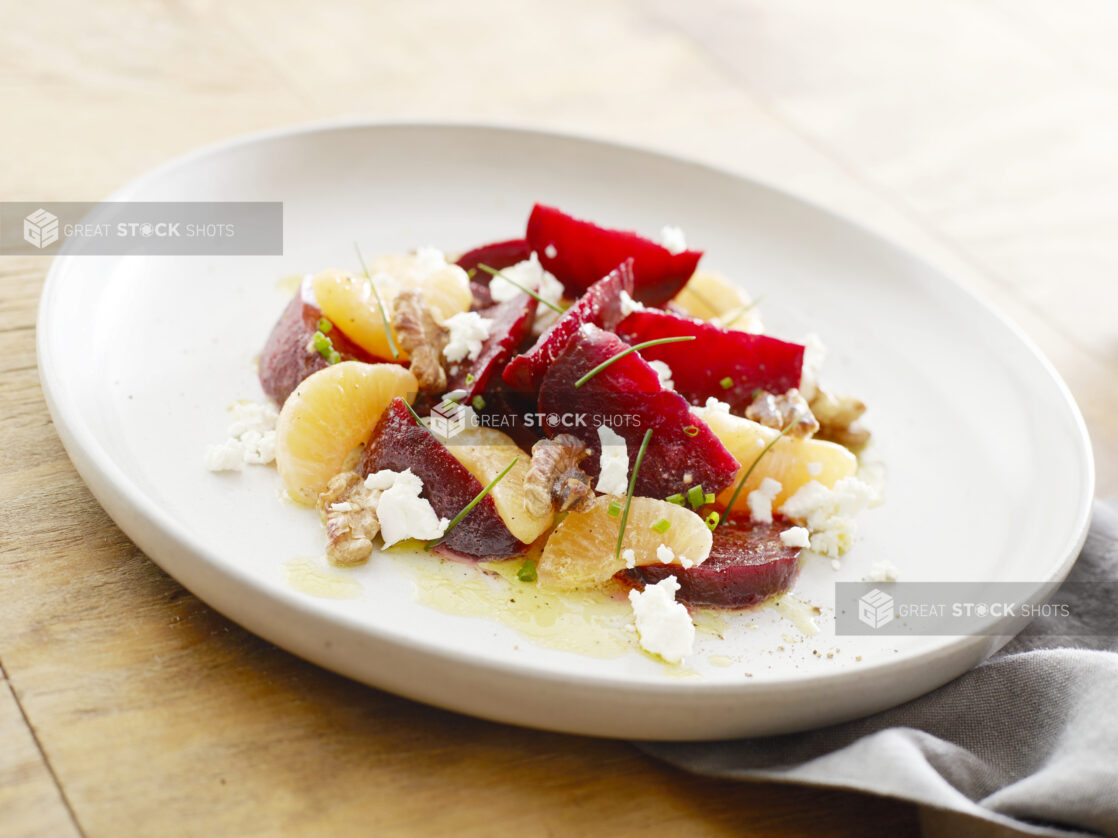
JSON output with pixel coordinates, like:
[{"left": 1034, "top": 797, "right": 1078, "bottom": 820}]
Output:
[
  {"left": 258, "top": 277, "right": 383, "bottom": 405},
  {"left": 537, "top": 324, "right": 740, "bottom": 499},
  {"left": 359, "top": 398, "right": 526, "bottom": 560},
  {"left": 616, "top": 309, "right": 804, "bottom": 412},
  {"left": 620, "top": 517, "right": 800, "bottom": 607},
  {"left": 526, "top": 203, "right": 701, "bottom": 306},
  {"left": 502, "top": 259, "right": 634, "bottom": 392},
  {"left": 455, "top": 238, "right": 532, "bottom": 309},
  {"left": 446, "top": 293, "right": 537, "bottom": 399}
]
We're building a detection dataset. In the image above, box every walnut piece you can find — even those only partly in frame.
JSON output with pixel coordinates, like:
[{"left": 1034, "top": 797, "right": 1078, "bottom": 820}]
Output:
[
  {"left": 745, "top": 388, "right": 820, "bottom": 438},
  {"left": 316, "top": 471, "right": 382, "bottom": 567},
  {"left": 391, "top": 288, "right": 448, "bottom": 393},
  {"left": 524, "top": 434, "right": 595, "bottom": 517},
  {"left": 810, "top": 387, "right": 871, "bottom": 449}
]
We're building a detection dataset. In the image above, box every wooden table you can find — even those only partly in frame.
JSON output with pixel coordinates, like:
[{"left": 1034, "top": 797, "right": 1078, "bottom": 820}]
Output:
[{"left": 3, "top": 2, "right": 1115, "bottom": 835}]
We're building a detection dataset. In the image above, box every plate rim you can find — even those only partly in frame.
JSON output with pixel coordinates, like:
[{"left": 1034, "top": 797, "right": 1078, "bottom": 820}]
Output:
[{"left": 35, "top": 119, "right": 1096, "bottom": 719}]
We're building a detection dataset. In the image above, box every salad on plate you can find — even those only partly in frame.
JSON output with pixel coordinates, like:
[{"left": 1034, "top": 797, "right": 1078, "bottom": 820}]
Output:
[{"left": 207, "top": 203, "right": 879, "bottom": 664}]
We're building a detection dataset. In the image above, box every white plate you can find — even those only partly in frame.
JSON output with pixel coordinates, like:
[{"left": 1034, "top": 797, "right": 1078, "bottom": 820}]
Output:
[{"left": 37, "top": 123, "right": 1094, "bottom": 740}]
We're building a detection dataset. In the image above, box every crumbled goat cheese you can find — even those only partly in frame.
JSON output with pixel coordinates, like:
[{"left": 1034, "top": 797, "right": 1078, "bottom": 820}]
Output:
[
  {"left": 490, "top": 252, "right": 560, "bottom": 303},
  {"left": 702, "top": 396, "right": 732, "bottom": 413},
  {"left": 649, "top": 360, "right": 675, "bottom": 391},
  {"left": 206, "top": 400, "right": 278, "bottom": 471},
  {"left": 746, "top": 477, "right": 783, "bottom": 524},
  {"left": 807, "top": 462, "right": 823, "bottom": 477},
  {"left": 595, "top": 425, "right": 630, "bottom": 496},
  {"left": 865, "top": 560, "right": 900, "bottom": 583},
  {"left": 328, "top": 501, "right": 355, "bottom": 513},
  {"left": 779, "top": 477, "right": 877, "bottom": 558},
  {"left": 365, "top": 469, "right": 401, "bottom": 491},
  {"left": 779, "top": 526, "right": 811, "bottom": 549},
  {"left": 204, "top": 438, "right": 245, "bottom": 472},
  {"left": 799, "top": 333, "right": 827, "bottom": 400},
  {"left": 373, "top": 469, "right": 449, "bottom": 546},
  {"left": 680, "top": 557, "right": 695, "bottom": 569},
  {"left": 544, "top": 243, "right": 558, "bottom": 259},
  {"left": 656, "top": 543, "right": 675, "bottom": 564},
  {"left": 412, "top": 246, "right": 451, "bottom": 278},
  {"left": 658, "top": 225, "right": 687, "bottom": 255},
  {"left": 619, "top": 290, "right": 646, "bottom": 317},
  {"left": 442, "top": 311, "right": 493, "bottom": 363},
  {"left": 628, "top": 576, "right": 695, "bottom": 664},
  {"left": 622, "top": 548, "right": 637, "bottom": 569}
]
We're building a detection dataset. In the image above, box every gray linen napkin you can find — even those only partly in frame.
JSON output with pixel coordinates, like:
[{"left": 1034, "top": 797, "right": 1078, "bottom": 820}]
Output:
[{"left": 638, "top": 502, "right": 1118, "bottom": 837}]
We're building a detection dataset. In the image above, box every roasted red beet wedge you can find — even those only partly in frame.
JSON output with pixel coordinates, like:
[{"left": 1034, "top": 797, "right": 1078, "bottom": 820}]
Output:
[
  {"left": 502, "top": 259, "right": 634, "bottom": 392},
  {"left": 620, "top": 517, "right": 801, "bottom": 607},
  {"left": 537, "top": 324, "right": 740, "bottom": 499},
  {"left": 616, "top": 309, "right": 805, "bottom": 412},
  {"left": 526, "top": 204, "right": 701, "bottom": 306},
  {"left": 359, "top": 398, "right": 526, "bottom": 560},
  {"left": 455, "top": 238, "right": 532, "bottom": 310},
  {"left": 446, "top": 293, "right": 537, "bottom": 399},
  {"left": 259, "top": 276, "right": 383, "bottom": 405}
]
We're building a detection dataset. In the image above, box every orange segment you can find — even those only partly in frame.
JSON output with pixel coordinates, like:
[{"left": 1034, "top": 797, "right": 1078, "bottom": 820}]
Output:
[
  {"left": 695, "top": 407, "right": 857, "bottom": 509},
  {"left": 444, "top": 428, "right": 554, "bottom": 544},
  {"left": 275, "top": 361, "right": 419, "bottom": 504},
  {"left": 311, "top": 254, "right": 472, "bottom": 361},
  {"left": 673, "top": 270, "right": 763, "bottom": 333},
  {"left": 537, "top": 497, "right": 712, "bottom": 591}
]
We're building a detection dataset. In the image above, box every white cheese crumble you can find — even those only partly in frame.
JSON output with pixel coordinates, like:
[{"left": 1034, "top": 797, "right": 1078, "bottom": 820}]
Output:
[
  {"left": 702, "top": 396, "right": 731, "bottom": 413},
  {"left": 544, "top": 243, "right": 558, "bottom": 259},
  {"left": 746, "top": 477, "right": 783, "bottom": 524},
  {"left": 371, "top": 469, "right": 449, "bottom": 547},
  {"left": 799, "top": 333, "right": 827, "bottom": 400},
  {"left": 658, "top": 225, "right": 687, "bottom": 255},
  {"left": 205, "top": 400, "right": 279, "bottom": 471},
  {"left": 649, "top": 360, "right": 675, "bottom": 391},
  {"left": 442, "top": 311, "right": 493, "bottom": 363},
  {"left": 628, "top": 576, "right": 695, "bottom": 664},
  {"left": 619, "top": 289, "right": 646, "bottom": 317},
  {"left": 595, "top": 425, "right": 630, "bottom": 496},
  {"left": 656, "top": 543, "right": 675, "bottom": 564},
  {"left": 490, "top": 252, "right": 561, "bottom": 304},
  {"left": 806, "top": 462, "right": 823, "bottom": 477},
  {"left": 779, "top": 477, "right": 877, "bottom": 558},
  {"left": 865, "top": 560, "right": 900, "bottom": 583},
  {"left": 622, "top": 548, "right": 637, "bottom": 569},
  {"left": 364, "top": 469, "right": 401, "bottom": 491},
  {"left": 779, "top": 526, "right": 811, "bottom": 549}
]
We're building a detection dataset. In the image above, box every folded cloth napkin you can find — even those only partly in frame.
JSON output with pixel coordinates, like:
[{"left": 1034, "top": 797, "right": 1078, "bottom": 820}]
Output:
[{"left": 638, "top": 502, "right": 1118, "bottom": 838}]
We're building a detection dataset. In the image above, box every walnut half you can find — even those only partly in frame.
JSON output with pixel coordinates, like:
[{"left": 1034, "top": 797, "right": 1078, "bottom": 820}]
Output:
[
  {"left": 745, "top": 388, "right": 820, "bottom": 438},
  {"left": 524, "top": 434, "right": 595, "bottom": 517},
  {"left": 316, "top": 471, "right": 382, "bottom": 567},
  {"left": 810, "top": 387, "right": 871, "bottom": 450},
  {"left": 392, "top": 288, "right": 448, "bottom": 393}
]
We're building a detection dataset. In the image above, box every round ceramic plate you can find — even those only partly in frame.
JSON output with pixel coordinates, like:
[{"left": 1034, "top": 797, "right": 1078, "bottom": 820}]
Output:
[{"left": 37, "top": 123, "right": 1093, "bottom": 740}]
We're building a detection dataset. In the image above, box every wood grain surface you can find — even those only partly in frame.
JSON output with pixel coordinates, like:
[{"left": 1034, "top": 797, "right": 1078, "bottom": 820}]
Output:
[{"left": 3, "top": 1, "right": 1115, "bottom": 836}]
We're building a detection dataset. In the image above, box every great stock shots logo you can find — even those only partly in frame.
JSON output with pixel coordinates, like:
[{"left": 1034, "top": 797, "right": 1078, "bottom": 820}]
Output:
[
  {"left": 23, "top": 208, "right": 59, "bottom": 248},
  {"left": 858, "top": 588, "right": 895, "bottom": 629},
  {"left": 429, "top": 397, "right": 467, "bottom": 441}
]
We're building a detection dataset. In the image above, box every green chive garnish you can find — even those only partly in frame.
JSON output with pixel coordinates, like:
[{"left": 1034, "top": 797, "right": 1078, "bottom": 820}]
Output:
[
  {"left": 720, "top": 376, "right": 734, "bottom": 390},
  {"left": 426, "top": 457, "right": 519, "bottom": 550},
  {"left": 354, "top": 242, "right": 400, "bottom": 359},
  {"left": 615, "top": 429, "right": 654, "bottom": 561},
  {"left": 402, "top": 399, "right": 436, "bottom": 439},
  {"left": 685, "top": 484, "right": 705, "bottom": 509},
  {"left": 705, "top": 511, "right": 721, "bottom": 530},
  {"left": 704, "top": 492, "right": 715, "bottom": 505},
  {"left": 665, "top": 493, "right": 685, "bottom": 506},
  {"left": 651, "top": 518, "right": 671, "bottom": 534},
  {"left": 465, "top": 372, "right": 476, "bottom": 385},
  {"left": 317, "top": 317, "right": 333, "bottom": 333},
  {"left": 721, "top": 415, "right": 801, "bottom": 526},
  {"left": 683, "top": 425, "right": 699, "bottom": 437},
  {"left": 516, "top": 559, "right": 537, "bottom": 582},
  {"left": 311, "top": 330, "right": 341, "bottom": 365},
  {"left": 471, "top": 395, "right": 486, "bottom": 411},
  {"left": 574, "top": 337, "right": 696, "bottom": 388},
  {"left": 607, "top": 500, "right": 622, "bottom": 517},
  {"left": 476, "top": 263, "right": 564, "bottom": 313},
  {"left": 466, "top": 267, "right": 477, "bottom": 279}
]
